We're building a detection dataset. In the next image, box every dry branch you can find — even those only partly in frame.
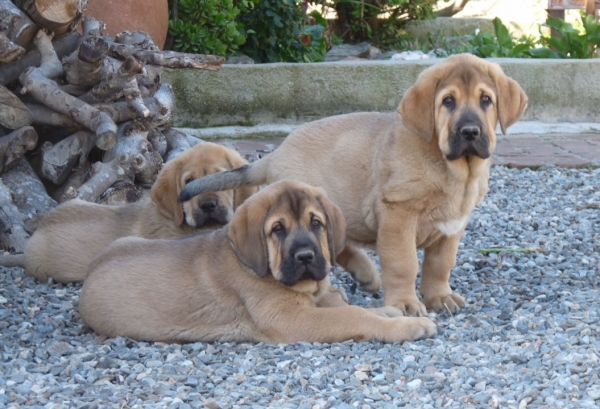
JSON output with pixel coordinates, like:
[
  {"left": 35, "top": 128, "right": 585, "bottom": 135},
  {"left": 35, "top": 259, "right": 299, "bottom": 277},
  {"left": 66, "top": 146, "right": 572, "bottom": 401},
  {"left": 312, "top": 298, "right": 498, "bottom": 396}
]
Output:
[
  {"left": 20, "top": 67, "right": 117, "bottom": 150},
  {"left": 2, "top": 157, "right": 58, "bottom": 233},
  {"left": 97, "top": 180, "right": 144, "bottom": 206},
  {"left": 39, "top": 130, "right": 95, "bottom": 185},
  {"left": 0, "top": 32, "right": 25, "bottom": 64},
  {"left": 0, "top": 126, "right": 38, "bottom": 173},
  {"left": 163, "top": 128, "right": 192, "bottom": 162},
  {"left": 0, "top": 84, "right": 32, "bottom": 129},
  {"left": 0, "top": 31, "right": 81, "bottom": 86},
  {"left": 25, "top": 103, "right": 79, "bottom": 128},
  {"left": 0, "top": 179, "right": 29, "bottom": 253},
  {"left": 109, "top": 43, "right": 225, "bottom": 70},
  {"left": 148, "top": 129, "right": 167, "bottom": 158},
  {"left": 51, "top": 161, "right": 89, "bottom": 203},
  {"left": 32, "top": 29, "right": 63, "bottom": 79},
  {"left": 14, "top": 0, "right": 85, "bottom": 35},
  {"left": 0, "top": 0, "right": 38, "bottom": 47}
]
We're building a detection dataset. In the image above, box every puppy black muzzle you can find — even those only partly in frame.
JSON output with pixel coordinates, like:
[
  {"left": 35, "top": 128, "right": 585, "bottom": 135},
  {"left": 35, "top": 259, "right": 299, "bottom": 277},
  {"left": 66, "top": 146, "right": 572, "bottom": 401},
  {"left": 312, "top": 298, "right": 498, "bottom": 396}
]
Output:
[
  {"left": 191, "top": 198, "right": 230, "bottom": 227},
  {"left": 279, "top": 239, "right": 328, "bottom": 286},
  {"left": 446, "top": 114, "right": 491, "bottom": 160}
]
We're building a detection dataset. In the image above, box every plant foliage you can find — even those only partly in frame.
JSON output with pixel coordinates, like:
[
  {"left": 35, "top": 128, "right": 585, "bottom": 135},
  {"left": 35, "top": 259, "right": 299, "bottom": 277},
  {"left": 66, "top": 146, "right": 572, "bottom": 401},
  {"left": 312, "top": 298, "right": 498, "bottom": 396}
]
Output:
[
  {"left": 533, "top": 14, "right": 600, "bottom": 58},
  {"left": 467, "top": 17, "right": 536, "bottom": 58},
  {"left": 169, "top": 0, "right": 248, "bottom": 56},
  {"left": 238, "top": 0, "right": 328, "bottom": 63}
]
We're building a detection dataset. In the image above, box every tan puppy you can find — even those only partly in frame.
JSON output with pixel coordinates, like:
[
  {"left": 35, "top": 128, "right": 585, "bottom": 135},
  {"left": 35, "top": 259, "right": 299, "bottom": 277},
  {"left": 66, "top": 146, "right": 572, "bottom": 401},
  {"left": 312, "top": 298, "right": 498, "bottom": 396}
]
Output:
[
  {"left": 80, "top": 180, "right": 436, "bottom": 344},
  {"left": 0, "top": 143, "right": 257, "bottom": 283},
  {"left": 179, "top": 54, "right": 528, "bottom": 316}
]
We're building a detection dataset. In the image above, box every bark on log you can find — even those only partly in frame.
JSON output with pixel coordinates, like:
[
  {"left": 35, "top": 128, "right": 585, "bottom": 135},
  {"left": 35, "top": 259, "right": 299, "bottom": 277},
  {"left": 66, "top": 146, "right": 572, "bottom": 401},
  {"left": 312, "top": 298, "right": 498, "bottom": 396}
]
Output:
[
  {"left": 20, "top": 67, "right": 117, "bottom": 150},
  {"left": 0, "top": 31, "right": 81, "bottom": 85},
  {"left": 0, "top": 126, "right": 38, "bottom": 173},
  {"left": 0, "top": 84, "right": 33, "bottom": 129},
  {"left": 97, "top": 180, "right": 144, "bottom": 206},
  {"left": 2, "top": 157, "right": 58, "bottom": 234},
  {"left": 25, "top": 103, "right": 79, "bottom": 128},
  {"left": 109, "top": 42, "right": 225, "bottom": 70},
  {"left": 94, "top": 96, "right": 164, "bottom": 124},
  {"left": 0, "top": 0, "right": 38, "bottom": 47},
  {"left": 14, "top": 0, "right": 85, "bottom": 35},
  {"left": 62, "top": 36, "right": 109, "bottom": 87},
  {"left": 38, "top": 130, "right": 95, "bottom": 185},
  {"left": 0, "top": 179, "right": 29, "bottom": 253},
  {"left": 114, "top": 30, "right": 158, "bottom": 50},
  {"left": 0, "top": 32, "right": 25, "bottom": 64}
]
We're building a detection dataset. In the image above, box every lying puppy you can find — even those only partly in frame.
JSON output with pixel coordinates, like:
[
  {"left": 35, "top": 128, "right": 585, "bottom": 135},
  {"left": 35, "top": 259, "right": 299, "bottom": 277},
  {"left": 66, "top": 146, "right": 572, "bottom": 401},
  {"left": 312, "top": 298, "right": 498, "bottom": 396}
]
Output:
[
  {"left": 80, "top": 180, "right": 436, "bottom": 344},
  {"left": 179, "top": 54, "right": 528, "bottom": 316},
  {"left": 0, "top": 142, "right": 257, "bottom": 283}
]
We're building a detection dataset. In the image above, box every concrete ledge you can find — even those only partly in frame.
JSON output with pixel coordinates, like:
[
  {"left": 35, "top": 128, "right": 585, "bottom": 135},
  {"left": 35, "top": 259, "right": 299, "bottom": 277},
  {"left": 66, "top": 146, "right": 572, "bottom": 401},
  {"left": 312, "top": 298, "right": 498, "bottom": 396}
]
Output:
[{"left": 163, "top": 58, "right": 600, "bottom": 128}]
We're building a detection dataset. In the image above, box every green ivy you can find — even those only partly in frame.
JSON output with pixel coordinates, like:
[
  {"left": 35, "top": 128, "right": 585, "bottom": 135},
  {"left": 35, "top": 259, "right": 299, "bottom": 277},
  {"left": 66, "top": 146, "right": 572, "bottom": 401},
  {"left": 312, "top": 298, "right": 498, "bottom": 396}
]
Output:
[{"left": 169, "top": 0, "right": 248, "bottom": 56}]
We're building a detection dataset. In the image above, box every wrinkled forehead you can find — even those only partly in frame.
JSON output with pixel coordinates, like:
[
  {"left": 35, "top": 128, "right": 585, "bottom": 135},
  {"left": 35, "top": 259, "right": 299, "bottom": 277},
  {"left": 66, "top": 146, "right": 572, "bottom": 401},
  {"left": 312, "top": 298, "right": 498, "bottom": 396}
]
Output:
[
  {"left": 437, "top": 65, "right": 496, "bottom": 98},
  {"left": 264, "top": 189, "right": 324, "bottom": 223}
]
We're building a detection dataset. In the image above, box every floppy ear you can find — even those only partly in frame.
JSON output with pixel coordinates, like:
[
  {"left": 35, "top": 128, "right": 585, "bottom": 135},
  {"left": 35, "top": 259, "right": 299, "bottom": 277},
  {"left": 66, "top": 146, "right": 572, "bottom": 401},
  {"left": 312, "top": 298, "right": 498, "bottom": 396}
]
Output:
[
  {"left": 316, "top": 192, "right": 347, "bottom": 265},
  {"left": 150, "top": 162, "right": 185, "bottom": 226},
  {"left": 227, "top": 200, "right": 269, "bottom": 277},
  {"left": 491, "top": 65, "right": 528, "bottom": 134},
  {"left": 398, "top": 69, "right": 439, "bottom": 143}
]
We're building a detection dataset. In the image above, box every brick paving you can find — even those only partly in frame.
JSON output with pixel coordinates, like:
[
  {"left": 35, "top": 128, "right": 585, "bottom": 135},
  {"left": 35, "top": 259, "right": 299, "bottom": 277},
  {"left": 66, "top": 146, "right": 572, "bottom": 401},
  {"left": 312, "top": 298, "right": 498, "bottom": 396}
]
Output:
[{"left": 219, "top": 133, "right": 600, "bottom": 169}]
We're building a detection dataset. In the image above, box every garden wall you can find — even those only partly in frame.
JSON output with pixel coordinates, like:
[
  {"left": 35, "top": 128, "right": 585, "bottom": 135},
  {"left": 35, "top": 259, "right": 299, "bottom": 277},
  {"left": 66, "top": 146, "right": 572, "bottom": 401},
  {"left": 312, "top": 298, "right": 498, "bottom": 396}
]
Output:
[{"left": 163, "top": 58, "right": 600, "bottom": 128}]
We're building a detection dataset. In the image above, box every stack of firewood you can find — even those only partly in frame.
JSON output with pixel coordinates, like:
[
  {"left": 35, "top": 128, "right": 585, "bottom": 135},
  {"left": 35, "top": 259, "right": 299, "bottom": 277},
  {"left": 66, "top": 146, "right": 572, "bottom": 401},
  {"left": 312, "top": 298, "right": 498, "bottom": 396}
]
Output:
[{"left": 0, "top": 0, "right": 225, "bottom": 252}]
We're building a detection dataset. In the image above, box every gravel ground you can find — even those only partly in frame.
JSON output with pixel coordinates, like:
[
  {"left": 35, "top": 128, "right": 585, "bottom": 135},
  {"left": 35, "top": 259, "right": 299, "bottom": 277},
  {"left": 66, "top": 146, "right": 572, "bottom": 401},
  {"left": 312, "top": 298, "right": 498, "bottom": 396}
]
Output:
[{"left": 0, "top": 166, "right": 599, "bottom": 409}]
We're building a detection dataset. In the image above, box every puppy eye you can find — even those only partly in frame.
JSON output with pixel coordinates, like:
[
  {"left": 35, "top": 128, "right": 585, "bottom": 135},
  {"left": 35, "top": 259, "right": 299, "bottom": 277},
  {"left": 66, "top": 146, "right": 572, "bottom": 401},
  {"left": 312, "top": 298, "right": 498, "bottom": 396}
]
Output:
[
  {"left": 272, "top": 223, "right": 285, "bottom": 235},
  {"left": 311, "top": 219, "right": 323, "bottom": 228},
  {"left": 442, "top": 96, "right": 455, "bottom": 109},
  {"left": 480, "top": 95, "right": 492, "bottom": 107},
  {"left": 184, "top": 177, "right": 194, "bottom": 185}
]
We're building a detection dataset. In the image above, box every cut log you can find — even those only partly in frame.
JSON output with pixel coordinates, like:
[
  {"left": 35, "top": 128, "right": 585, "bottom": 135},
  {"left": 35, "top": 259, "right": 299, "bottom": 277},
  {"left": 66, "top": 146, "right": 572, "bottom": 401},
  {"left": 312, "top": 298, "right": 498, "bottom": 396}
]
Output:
[
  {"left": 14, "top": 0, "right": 85, "bottom": 35},
  {"left": 62, "top": 36, "right": 109, "bottom": 87},
  {"left": 25, "top": 103, "right": 80, "bottom": 128},
  {"left": 114, "top": 30, "right": 158, "bottom": 50},
  {"left": 103, "top": 122, "right": 162, "bottom": 184},
  {"left": 0, "top": 84, "right": 33, "bottom": 129},
  {"left": 0, "top": 0, "right": 38, "bottom": 47},
  {"left": 0, "top": 31, "right": 81, "bottom": 85},
  {"left": 0, "top": 32, "right": 25, "bottom": 64},
  {"left": 0, "top": 126, "right": 38, "bottom": 173},
  {"left": 33, "top": 29, "right": 63, "bottom": 79},
  {"left": 0, "top": 179, "right": 29, "bottom": 253},
  {"left": 108, "top": 42, "right": 226, "bottom": 70},
  {"left": 80, "top": 56, "right": 150, "bottom": 118},
  {"left": 20, "top": 67, "right": 117, "bottom": 150},
  {"left": 163, "top": 127, "right": 191, "bottom": 162},
  {"left": 51, "top": 161, "right": 89, "bottom": 203},
  {"left": 97, "top": 180, "right": 144, "bottom": 206},
  {"left": 38, "top": 130, "right": 95, "bottom": 185},
  {"left": 2, "top": 157, "right": 58, "bottom": 234},
  {"left": 94, "top": 96, "right": 164, "bottom": 124},
  {"left": 148, "top": 128, "right": 167, "bottom": 158},
  {"left": 62, "top": 153, "right": 134, "bottom": 202}
]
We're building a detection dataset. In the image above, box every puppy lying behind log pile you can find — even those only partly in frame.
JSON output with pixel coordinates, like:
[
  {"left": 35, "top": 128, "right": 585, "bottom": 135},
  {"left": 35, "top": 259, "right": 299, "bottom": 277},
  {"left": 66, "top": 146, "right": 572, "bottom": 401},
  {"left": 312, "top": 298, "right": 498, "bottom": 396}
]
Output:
[{"left": 0, "top": 143, "right": 257, "bottom": 283}]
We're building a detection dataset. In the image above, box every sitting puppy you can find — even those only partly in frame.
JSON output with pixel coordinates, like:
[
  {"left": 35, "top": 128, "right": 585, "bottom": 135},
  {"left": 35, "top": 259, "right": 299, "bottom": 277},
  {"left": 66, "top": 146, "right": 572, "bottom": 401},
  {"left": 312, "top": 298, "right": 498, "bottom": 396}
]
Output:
[
  {"left": 79, "top": 180, "right": 436, "bottom": 344},
  {"left": 0, "top": 143, "right": 256, "bottom": 283}
]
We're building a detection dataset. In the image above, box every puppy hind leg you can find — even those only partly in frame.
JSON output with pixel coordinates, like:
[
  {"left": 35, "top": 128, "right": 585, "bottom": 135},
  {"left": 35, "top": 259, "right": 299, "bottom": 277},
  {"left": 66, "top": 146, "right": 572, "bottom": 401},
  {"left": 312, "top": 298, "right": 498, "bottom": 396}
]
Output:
[{"left": 335, "top": 245, "right": 381, "bottom": 294}]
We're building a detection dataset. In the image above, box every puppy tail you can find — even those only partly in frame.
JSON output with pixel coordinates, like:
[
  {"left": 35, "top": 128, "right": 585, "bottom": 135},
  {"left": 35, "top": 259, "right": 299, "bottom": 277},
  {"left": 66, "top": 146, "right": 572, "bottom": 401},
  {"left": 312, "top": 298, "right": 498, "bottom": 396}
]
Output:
[
  {"left": 179, "top": 157, "right": 269, "bottom": 202},
  {"left": 0, "top": 253, "right": 25, "bottom": 267}
]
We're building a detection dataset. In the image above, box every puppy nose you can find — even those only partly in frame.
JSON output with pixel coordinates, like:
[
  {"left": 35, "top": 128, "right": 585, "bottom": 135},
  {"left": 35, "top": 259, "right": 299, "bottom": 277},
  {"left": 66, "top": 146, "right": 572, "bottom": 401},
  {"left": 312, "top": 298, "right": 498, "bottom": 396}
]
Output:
[
  {"left": 295, "top": 249, "right": 315, "bottom": 264},
  {"left": 460, "top": 125, "right": 481, "bottom": 141},
  {"left": 199, "top": 200, "right": 217, "bottom": 213}
]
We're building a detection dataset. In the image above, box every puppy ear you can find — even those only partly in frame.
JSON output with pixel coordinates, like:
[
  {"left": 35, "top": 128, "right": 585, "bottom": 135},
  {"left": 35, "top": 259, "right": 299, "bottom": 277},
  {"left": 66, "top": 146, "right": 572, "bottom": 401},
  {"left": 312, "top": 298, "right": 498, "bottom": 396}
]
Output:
[
  {"left": 228, "top": 201, "right": 269, "bottom": 277},
  {"left": 151, "top": 161, "right": 185, "bottom": 226},
  {"left": 398, "top": 69, "right": 438, "bottom": 143},
  {"left": 316, "top": 191, "right": 347, "bottom": 265},
  {"left": 491, "top": 65, "right": 528, "bottom": 134}
]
